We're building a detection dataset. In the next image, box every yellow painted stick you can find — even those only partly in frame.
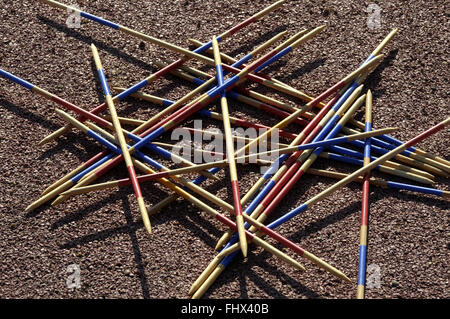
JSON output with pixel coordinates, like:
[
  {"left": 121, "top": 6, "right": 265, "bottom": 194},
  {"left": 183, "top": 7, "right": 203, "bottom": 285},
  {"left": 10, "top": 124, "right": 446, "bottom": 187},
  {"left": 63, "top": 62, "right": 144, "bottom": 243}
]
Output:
[
  {"left": 318, "top": 152, "right": 435, "bottom": 185},
  {"left": 153, "top": 60, "right": 318, "bottom": 123},
  {"left": 233, "top": 55, "right": 384, "bottom": 160},
  {"left": 212, "top": 36, "right": 247, "bottom": 257},
  {"left": 101, "top": 115, "right": 145, "bottom": 126},
  {"left": 91, "top": 44, "right": 151, "bottom": 234},
  {"left": 124, "top": 29, "right": 328, "bottom": 215},
  {"left": 341, "top": 127, "right": 449, "bottom": 176},
  {"left": 349, "top": 118, "right": 450, "bottom": 168},
  {"left": 59, "top": 127, "right": 398, "bottom": 197},
  {"left": 305, "top": 168, "right": 450, "bottom": 198},
  {"left": 85, "top": 122, "right": 220, "bottom": 182}
]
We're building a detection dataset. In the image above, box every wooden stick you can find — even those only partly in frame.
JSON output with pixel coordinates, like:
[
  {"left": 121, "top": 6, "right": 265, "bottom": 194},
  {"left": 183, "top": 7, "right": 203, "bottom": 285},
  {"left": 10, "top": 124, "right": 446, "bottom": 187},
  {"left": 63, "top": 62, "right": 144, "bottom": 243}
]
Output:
[
  {"left": 340, "top": 127, "right": 448, "bottom": 177},
  {"left": 318, "top": 151, "right": 435, "bottom": 185},
  {"left": 357, "top": 90, "right": 373, "bottom": 299},
  {"left": 265, "top": 116, "right": 450, "bottom": 231},
  {"left": 38, "top": 0, "right": 286, "bottom": 144},
  {"left": 212, "top": 36, "right": 247, "bottom": 257},
  {"left": 101, "top": 114, "right": 146, "bottom": 126},
  {"left": 349, "top": 120, "right": 450, "bottom": 168},
  {"left": 215, "top": 86, "right": 365, "bottom": 250},
  {"left": 49, "top": 27, "right": 327, "bottom": 209},
  {"left": 305, "top": 168, "right": 450, "bottom": 198},
  {"left": 195, "top": 117, "right": 450, "bottom": 299},
  {"left": 59, "top": 127, "right": 398, "bottom": 197},
  {"left": 90, "top": 44, "right": 151, "bottom": 234}
]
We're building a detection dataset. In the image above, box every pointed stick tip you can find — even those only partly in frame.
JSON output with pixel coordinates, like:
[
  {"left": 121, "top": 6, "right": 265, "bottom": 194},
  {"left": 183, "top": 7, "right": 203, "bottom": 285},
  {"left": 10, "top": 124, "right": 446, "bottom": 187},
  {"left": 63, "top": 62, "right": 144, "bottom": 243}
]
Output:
[
  {"left": 188, "top": 280, "right": 200, "bottom": 296},
  {"left": 214, "top": 241, "right": 223, "bottom": 251},
  {"left": 143, "top": 216, "right": 152, "bottom": 235},
  {"left": 375, "top": 53, "right": 385, "bottom": 60},
  {"left": 51, "top": 196, "right": 64, "bottom": 206},
  {"left": 240, "top": 237, "right": 248, "bottom": 257},
  {"left": 239, "top": 233, "right": 248, "bottom": 257},
  {"left": 388, "top": 126, "right": 400, "bottom": 132},
  {"left": 236, "top": 215, "right": 248, "bottom": 257},
  {"left": 342, "top": 274, "right": 352, "bottom": 283}
]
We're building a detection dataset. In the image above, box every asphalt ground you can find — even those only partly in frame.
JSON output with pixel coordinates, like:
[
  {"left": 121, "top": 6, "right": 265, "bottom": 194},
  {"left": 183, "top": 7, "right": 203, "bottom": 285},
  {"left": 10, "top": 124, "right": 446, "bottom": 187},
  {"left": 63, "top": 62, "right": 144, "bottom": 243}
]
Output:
[{"left": 0, "top": 0, "right": 448, "bottom": 298}]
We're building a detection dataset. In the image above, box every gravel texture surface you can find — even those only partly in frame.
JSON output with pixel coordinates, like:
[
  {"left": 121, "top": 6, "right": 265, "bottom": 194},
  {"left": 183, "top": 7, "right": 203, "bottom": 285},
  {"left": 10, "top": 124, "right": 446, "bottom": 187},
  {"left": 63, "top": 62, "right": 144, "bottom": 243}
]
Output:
[{"left": 0, "top": 0, "right": 448, "bottom": 299}]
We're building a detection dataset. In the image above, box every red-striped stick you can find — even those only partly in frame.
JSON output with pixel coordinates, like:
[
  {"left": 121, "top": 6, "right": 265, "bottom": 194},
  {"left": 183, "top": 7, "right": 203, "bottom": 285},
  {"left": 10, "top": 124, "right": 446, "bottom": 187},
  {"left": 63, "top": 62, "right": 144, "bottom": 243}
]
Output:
[
  {"left": 357, "top": 90, "right": 373, "bottom": 298},
  {"left": 212, "top": 36, "right": 248, "bottom": 257},
  {"left": 38, "top": 0, "right": 287, "bottom": 145}
]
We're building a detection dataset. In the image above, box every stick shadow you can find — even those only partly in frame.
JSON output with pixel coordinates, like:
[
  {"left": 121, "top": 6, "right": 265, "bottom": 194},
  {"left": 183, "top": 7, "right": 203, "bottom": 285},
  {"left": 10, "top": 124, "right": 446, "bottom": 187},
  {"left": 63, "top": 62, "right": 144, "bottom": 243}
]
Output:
[
  {"left": 54, "top": 193, "right": 152, "bottom": 298},
  {"left": 38, "top": 131, "right": 100, "bottom": 161},
  {"left": 201, "top": 248, "right": 321, "bottom": 299},
  {"left": 283, "top": 180, "right": 449, "bottom": 245},
  {"left": 224, "top": 25, "right": 289, "bottom": 59},
  {"left": 120, "top": 196, "right": 151, "bottom": 298},
  {"left": 54, "top": 188, "right": 223, "bottom": 250},
  {"left": 37, "top": 16, "right": 155, "bottom": 73},
  {"left": 365, "top": 49, "right": 399, "bottom": 99},
  {"left": 0, "top": 97, "right": 59, "bottom": 131},
  {"left": 37, "top": 16, "right": 199, "bottom": 101},
  {"left": 273, "top": 58, "right": 328, "bottom": 83}
]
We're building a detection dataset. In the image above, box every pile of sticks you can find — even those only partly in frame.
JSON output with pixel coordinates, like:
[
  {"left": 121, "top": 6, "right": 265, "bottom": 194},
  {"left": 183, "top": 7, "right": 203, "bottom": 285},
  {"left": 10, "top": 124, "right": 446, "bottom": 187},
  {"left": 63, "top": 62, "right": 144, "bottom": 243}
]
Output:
[{"left": 1, "top": 0, "right": 449, "bottom": 299}]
